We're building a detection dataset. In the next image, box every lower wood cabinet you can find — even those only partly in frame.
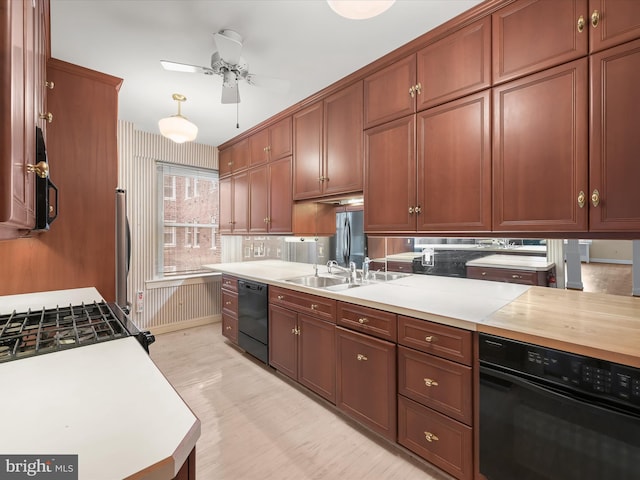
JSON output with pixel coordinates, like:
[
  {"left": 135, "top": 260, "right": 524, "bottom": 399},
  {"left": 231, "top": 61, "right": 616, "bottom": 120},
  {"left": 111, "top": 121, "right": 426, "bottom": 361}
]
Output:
[
  {"left": 466, "top": 265, "right": 551, "bottom": 286},
  {"left": 336, "top": 326, "right": 396, "bottom": 441},
  {"left": 221, "top": 275, "right": 239, "bottom": 345},
  {"left": 269, "top": 303, "right": 336, "bottom": 403},
  {"left": 398, "top": 395, "right": 472, "bottom": 480},
  {"left": 172, "top": 447, "right": 196, "bottom": 480}
]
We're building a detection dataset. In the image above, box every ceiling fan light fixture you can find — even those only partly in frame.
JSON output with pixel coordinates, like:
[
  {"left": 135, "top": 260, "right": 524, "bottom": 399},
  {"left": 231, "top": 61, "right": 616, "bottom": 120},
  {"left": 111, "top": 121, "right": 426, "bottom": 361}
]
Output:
[
  {"left": 158, "top": 93, "right": 198, "bottom": 144},
  {"left": 327, "top": 0, "right": 395, "bottom": 20}
]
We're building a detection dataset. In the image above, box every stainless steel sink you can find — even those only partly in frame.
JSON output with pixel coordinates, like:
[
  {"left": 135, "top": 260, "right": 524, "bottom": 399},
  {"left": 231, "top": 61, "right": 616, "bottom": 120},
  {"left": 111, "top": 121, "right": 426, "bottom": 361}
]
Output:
[
  {"left": 367, "top": 271, "right": 410, "bottom": 282},
  {"left": 284, "top": 274, "right": 348, "bottom": 288}
]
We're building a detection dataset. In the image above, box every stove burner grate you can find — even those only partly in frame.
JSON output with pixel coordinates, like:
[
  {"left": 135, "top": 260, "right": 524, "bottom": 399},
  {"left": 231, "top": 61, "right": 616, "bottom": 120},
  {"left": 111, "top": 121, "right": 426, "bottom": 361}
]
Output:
[{"left": 0, "top": 302, "right": 127, "bottom": 362}]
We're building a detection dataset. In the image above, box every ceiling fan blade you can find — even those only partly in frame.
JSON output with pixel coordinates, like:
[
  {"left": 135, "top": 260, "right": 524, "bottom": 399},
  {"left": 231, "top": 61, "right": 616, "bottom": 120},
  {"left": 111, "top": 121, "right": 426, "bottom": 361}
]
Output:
[
  {"left": 221, "top": 84, "right": 241, "bottom": 104},
  {"left": 245, "top": 74, "right": 290, "bottom": 93},
  {"left": 214, "top": 29, "right": 243, "bottom": 65},
  {"left": 160, "top": 60, "right": 214, "bottom": 75}
]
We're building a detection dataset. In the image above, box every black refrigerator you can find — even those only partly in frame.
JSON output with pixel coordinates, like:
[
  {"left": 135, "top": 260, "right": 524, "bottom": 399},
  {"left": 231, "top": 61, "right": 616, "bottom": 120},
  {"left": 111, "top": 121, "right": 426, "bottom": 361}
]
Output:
[{"left": 329, "top": 209, "right": 366, "bottom": 269}]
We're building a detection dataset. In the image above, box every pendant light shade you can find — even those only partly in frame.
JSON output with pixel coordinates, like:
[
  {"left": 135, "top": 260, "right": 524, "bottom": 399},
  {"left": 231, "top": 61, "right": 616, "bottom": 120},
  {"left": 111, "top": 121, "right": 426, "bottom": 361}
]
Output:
[
  {"left": 327, "top": 0, "right": 395, "bottom": 20},
  {"left": 158, "top": 93, "right": 198, "bottom": 143}
]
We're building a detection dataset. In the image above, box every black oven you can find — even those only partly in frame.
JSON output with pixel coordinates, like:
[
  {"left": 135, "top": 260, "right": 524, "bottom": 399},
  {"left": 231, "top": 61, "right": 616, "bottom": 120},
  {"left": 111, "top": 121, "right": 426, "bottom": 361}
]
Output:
[{"left": 479, "top": 334, "right": 640, "bottom": 480}]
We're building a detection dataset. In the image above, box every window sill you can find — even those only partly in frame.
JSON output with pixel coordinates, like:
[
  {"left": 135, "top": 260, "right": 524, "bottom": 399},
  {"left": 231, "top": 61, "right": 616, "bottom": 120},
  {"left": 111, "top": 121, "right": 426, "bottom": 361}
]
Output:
[{"left": 146, "top": 272, "right": 220, "bottom": 290}]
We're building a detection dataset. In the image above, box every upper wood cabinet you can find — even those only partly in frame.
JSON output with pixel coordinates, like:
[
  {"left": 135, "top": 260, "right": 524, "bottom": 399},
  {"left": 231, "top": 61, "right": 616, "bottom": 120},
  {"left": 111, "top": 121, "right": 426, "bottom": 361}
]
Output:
[
  {"left": 588, "top": 0, "right": 640, "bottom": 53},
  {"left": 293, "top": 81, "right": 363, "bottom": 200},
  {"left": 492, "top": 58, "right": 589, "bottom": 232},
  {"left": 218, "top": 138, "right": 249, "bottom": 178},
  {"left": 416, "top": 90, "right": 491, "bottom": 232},
  {"left": 364, "top": 17, "right": 491, "bottom": 130},
  {"left": 0, "top": 0, "right": 49, "bottom": 239},
  {"left": 248, "top": 116, "right": 292, "bottom": 167},
  {"left": 248, "top": 156, "right": 293, "bottom": 234},
  {"left": 492, "top": 0, "right": 589, "bottom": 85},
  {"left": 589, "top": 38, "right": 640, "bottom": 231},
  {"left": 219, "top": 172, "right": 249, "bottom": 234},
  {"left": 416, "top": 16, "right": 491, "bottom": 111}
]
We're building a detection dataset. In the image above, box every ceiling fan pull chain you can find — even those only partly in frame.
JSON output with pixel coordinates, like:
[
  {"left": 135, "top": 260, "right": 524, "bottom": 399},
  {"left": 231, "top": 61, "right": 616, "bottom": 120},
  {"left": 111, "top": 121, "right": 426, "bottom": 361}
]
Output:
[{"left": 236, "top": 91, "right": 239, "bottom": 129}]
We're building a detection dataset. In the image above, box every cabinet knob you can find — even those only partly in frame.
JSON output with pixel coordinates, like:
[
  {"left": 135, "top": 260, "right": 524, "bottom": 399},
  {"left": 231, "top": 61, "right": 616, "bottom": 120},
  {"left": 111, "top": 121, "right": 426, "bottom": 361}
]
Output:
[
  {"left": 225, "top": 326, "right": 232, "bottom": 331},
  {"left": 225, "top": 301, "right": 232, "bottom": 306},
  {"left": 39, "top": 112, "right": 53, "bottom": 123},
  {"left": 512, "top": 274, "right": 522, "bottom": 279},
  {"left": 409, "top": 85, "right": 415, "bottom": 98},
  {"left": 310, "top": 304, "right": 318, "bottom": 310},
  {"left": 291, "top": 328, "right": 297, "bottom": 335},
  {"left": 577, "top": 15, "right": 585, "bottom": 33},
  {"left": 591, "top": 189, "right": 600, "bottom": 208},
  {"left": 277, "top": 295, "right": 285, "bottom": 300},
  {"left": 357, "top": 317, "right": 368, "bottom": 324},
  {"left": 577, "top": 190, "right": 586, "bottom": 208},
  {"left": 414, "top": 205, "right": 422, "bottom": 214},
  {"left": 409, "top": 206, "right": 415, "bottom": 214},
  {"left": 26, "top": 161, "right": 49, "bottom": 179},
  {"left": 481, "top": 271, "right": 487, "bottom": 276},
  {"left": 424, "top": 335, "right": 435, "bottom": 343},
  {"left": 424, "top": 431, "right": 439, "bottom": 443},
  {"left": 356, "top": 353, "right": 368, "bottom": 361},
  {"left": 424, "top": 378, "right": 439, "bottom": 387},
  {"left": 45, "top": 80, "right": 54, "bottom": 89},
  {"left": 414, "top": 82, "right": 422, "bottom": 95},
  {"left": 591, "top": 9, "right": 600, "bottom": 28}
]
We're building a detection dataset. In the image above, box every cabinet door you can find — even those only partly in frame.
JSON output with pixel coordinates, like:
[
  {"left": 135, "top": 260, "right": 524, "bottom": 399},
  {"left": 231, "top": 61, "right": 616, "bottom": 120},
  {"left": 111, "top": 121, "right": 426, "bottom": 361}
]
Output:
[
  {"left": 323, "top": 81, "right": 363, "bottom": 197},
  {"left": 416, "top": 16, "right": 491, "bottom": 110},
  {"left": 221, "top": 312, "right": 238, "bottom": 344},
  {"left": 218, "top": 176, "right": 232, "bottom": 234},
  {"left": 248, "top": 165, "right": 268, "bottom": 233},
  {"left": 268, "top": 304, "right": 298, "bottom": 380},
  {"left": 267, "top": 156, "right": 292, "bottom": 233},
  {"left": 364, "top": 115, "right": 416, "bottom": 233},
  {"left": 589, "top": 38, "right": 640, "bottom": 231},
  {"left": 231, "top": 138, "right": 249, "bottom": 173},
  {"left": 336, "top": 327, "right": 396, "bottom": 441},
  {"left": 248, "top": 128, "right": 270, "bottom": 167},
  {"left": 364, "top": 54, "right": 416, "bottom": 129},
  {"left": 492, "top": 0, "right": 588, "bottom": 84},
  {"left": 293, "top": 102, "right": 323, "bottom": 199},
  {"left": 416, "top": 90, "right": 491, "bottom": 232},
  {"left": 589, "top": 0, "right": 640, "bottom": 53},
  {"left": 298, "top": 314, "right": 336, "bottom": 403},
  {"left": 232, "top": 171, "right": 249, "bottom": 233},
  {"left": 218, "top": 148, "right": 232, "bottom": 177},
  {"left": 492, "top": 59, "right": 588, "bottom": 232},
  {"left": 269, "top": 116, "right": 292, "bottom": 161}
]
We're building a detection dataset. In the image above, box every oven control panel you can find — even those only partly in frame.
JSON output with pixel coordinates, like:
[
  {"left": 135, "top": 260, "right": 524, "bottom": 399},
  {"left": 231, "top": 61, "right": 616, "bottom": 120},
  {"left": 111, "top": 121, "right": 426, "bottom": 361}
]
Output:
[{"left": 480, "top": 334, "right": 640, "bottom": 409}]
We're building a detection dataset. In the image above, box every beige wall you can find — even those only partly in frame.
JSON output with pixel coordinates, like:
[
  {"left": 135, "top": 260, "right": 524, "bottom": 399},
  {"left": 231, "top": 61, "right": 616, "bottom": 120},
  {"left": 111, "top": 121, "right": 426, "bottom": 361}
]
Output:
[{"left": 590, "top": 240, "right": 633, "bottom": 263}]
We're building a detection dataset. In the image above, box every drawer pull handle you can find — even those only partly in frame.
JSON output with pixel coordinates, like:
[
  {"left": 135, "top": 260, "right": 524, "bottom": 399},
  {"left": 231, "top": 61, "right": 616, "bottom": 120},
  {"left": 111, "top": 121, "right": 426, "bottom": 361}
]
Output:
[
  {"left": 424, "top": 378, "right": 439, "bottom": 387},
  {"left": 591, "top": 189, "right": 600, "bottom": 207},
  {"left": 481, "top": 271, "right": 487, "bottom": 276},
  {"left": 291, "top": 327, "right": 300, "bottom": 335},
  {"left": 424, "top": 432, "right": 439, "bottom": 443},
  {"left": 577, "top": 190, "right": 586, "bottom": 208},
  {"left": 356, "top": 353, "right": 368, "bottom": 361},
  {"left": 591, "top": 9, "right": 600, "bottom": 28},
  {"left": 511, "top": 274, "right": 522, "bottom": 279},
  {"left": 425, "top": 335, "right": 435, "bottom": 343},
  {"left": 577, "top": 15, "right": 585, "bottom": 33},
  {"left": 225, "top": 326, "right": 232, "bottom": 331},
  {"left": 225, "top": 301, "right": 232, "bottom": 305},
  {"left": 277, "top": 295, "right": 285, "bottom": 300},
  {"left": 310, "top": 304, "right": 318, "bottom": 310},
  {"left": 358, "top": 317, "right": 368, "bottom": 324}
]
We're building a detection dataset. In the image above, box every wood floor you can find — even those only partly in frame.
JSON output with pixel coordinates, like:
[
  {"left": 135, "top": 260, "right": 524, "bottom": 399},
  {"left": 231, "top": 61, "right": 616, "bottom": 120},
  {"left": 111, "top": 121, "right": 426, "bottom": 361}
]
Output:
[{"left": 150, "top": 325, "right": 453, "bottom": 480}]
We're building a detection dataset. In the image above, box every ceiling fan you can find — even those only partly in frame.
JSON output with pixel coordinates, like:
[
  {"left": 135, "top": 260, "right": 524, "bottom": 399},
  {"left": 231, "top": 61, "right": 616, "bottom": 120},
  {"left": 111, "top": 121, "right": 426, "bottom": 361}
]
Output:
[{"left": 160, "top": 29, "right": 289, "bottom": 105}]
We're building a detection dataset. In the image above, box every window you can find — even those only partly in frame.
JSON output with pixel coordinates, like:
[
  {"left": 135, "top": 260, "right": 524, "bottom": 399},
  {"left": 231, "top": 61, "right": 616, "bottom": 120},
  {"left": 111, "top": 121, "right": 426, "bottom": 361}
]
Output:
[{"left": 157, "top": 163, "right": 220, "bottom": 276}]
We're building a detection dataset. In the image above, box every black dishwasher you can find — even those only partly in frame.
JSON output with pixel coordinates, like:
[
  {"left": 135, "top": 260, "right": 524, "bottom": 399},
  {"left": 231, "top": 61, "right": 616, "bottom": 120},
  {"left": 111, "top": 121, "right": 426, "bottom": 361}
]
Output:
[{"left": 238, "top": 279, "right": 269, "bottom": 364}]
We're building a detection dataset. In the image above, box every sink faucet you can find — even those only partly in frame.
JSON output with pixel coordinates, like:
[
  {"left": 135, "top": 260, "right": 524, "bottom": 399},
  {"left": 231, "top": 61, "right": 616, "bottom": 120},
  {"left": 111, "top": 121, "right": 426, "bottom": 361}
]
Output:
[
  {"left": 327, "top": 260, "right": 358, "bottom": 283},
  {"left": 362, "top": 257, "right": 371, "bottom": 280},
  {"left": 349, "top": 261, "right": 357, "bottom": 283}
]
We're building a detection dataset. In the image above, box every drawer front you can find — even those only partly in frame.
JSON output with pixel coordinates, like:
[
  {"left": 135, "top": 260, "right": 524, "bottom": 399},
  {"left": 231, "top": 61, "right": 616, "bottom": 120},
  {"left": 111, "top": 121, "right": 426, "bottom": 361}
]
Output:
[
  {"left": 466, "top": 265, "right": 541, "bottom": 285},
  {"left": 222, "top": 290, "right": 238, "bottom": 316},
  {"left": 270, "top": 286, "right": 336, "bottom": 323},
  {"left": 398, "top": 316, "right": 472, "bottom": 366},
  {"left": 337, "top": 301, "right": 397, "bottom": 342},
  {"left": 221, "top": 312, "right": 238, "bottom": 344},
  {"left": 221, "top": 274, "right": 238, "bottom": 293},
  {"left": 398, "top": 346, "right": 472, "bottom": 425},
  {"left": 398, "top": 395, "right": 473, "bottom": 480},
  {"left": 385, "top": 261, "right": 413, "bottom": 273}
]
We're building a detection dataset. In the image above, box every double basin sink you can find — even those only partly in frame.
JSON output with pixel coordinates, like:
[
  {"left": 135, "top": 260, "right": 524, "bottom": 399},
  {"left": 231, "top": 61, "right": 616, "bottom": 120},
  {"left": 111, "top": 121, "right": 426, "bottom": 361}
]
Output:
[{"left": 284, "top": 271, "right": 410, "bottom": 292}]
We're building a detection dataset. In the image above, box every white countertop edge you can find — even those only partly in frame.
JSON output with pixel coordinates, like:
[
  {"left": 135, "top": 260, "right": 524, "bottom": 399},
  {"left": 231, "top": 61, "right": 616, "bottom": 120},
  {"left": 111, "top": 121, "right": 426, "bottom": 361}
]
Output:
[{"left": 0, "top": 287, "right": 103, "bottom": 315}]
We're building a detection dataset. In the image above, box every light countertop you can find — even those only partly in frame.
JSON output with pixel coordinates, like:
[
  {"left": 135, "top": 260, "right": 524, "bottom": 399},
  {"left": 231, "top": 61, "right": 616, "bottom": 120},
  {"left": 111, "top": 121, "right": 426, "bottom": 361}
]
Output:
[
  {"left": 0, "top": 287, "right": 104, "bottom": 315},
  {"left": 0, "top": 288, "right": 200, "bottom": 480},
  {"left": 465, "top": 254, "right": 555, "bottom": 271},
  {"left": 206, "top": 260, "right": 640, "bottom": 366}
]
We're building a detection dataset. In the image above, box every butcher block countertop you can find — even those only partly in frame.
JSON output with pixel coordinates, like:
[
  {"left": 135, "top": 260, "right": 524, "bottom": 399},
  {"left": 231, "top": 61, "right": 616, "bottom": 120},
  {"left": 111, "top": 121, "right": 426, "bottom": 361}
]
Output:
[
  {"left": 206, "top": 261, "right": 640, "bottom": 367},
  {"left": 0, "top": 288, "right": 200, "bottom": 480}
]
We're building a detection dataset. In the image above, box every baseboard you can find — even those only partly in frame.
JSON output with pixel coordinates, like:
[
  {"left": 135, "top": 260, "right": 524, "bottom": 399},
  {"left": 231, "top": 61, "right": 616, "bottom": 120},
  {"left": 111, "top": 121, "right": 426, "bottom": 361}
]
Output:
[
  {"left": 589, "top": 258, "right": 632, "bottom": 265},
  {"left": 149, "top": 314, "right": 221, "bottom": 335}
]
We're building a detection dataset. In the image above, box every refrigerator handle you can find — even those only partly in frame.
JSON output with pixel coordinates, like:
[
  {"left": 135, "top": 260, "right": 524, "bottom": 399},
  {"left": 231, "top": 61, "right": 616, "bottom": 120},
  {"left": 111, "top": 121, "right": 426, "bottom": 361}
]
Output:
[{"left": 345, "top": 216, "right": 351, "bottom": 265}]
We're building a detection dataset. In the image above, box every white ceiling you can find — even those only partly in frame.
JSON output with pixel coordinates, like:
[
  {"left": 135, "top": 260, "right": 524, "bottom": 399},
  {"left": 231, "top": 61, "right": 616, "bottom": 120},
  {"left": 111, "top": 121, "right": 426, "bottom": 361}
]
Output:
[{"left": 50, "top": 0, "right": 482, "bottom": 147}]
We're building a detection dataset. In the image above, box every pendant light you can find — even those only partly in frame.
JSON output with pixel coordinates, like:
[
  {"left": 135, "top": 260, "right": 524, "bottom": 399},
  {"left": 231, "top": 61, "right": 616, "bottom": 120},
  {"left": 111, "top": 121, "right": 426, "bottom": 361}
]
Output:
[
  {"left": 158, "top": 93, "right": 198, "bottom": 143},
  {"left": 327, "top": 0, "right": 395, "bottom": 20}
]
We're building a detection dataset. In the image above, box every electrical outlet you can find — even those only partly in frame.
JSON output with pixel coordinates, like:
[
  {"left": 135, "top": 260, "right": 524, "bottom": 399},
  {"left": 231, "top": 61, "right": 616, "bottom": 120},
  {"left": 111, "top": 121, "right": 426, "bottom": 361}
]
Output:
[
  {"left": 136, "top": 290, "right": 144, "bottom": 313},
  {"left": 422, "top": 248, "right": 435, "bottom": 267}
]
